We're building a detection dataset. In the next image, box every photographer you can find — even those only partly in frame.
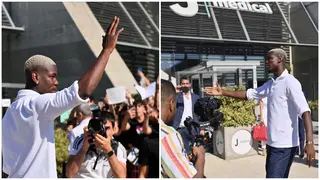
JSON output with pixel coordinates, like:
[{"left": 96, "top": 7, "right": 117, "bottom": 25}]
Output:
[
  {"left": 66, "top": 112, "right": 127, "bottom": 178},
  {"left": 161, "top": 79, "right": 205, "bottom": 178}
]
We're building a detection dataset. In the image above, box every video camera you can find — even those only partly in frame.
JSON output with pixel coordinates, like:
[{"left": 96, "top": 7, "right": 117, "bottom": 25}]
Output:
[
  {"left": 184, "top": 117, "right": 211, "bottom": 147},
  {"left": 194, "top": 96, "right": 224, "bottom": 130},
  {"left": 184, "top": 97, "right": 224, "bottom": 164}
]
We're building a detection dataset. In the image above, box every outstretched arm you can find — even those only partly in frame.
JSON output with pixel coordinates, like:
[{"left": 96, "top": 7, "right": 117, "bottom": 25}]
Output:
[{"left": 204, "top": 82, "right": 270, "bottom": 100}]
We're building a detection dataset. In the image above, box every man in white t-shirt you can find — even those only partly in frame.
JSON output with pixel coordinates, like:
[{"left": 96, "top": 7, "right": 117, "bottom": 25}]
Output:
[
  {"left": 2, "top": 17, "right": 124, "bottom": 178},
  {"left": 66, "top": 112, "right": 127, "bottom": 178},
  {"left": 204, "top": 48, "right": 315, "bottom": 178}
]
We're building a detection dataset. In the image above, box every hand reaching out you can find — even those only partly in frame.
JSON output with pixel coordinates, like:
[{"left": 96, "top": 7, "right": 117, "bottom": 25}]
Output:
[{"left": 204, "top": 82, "right": 223, "bottom": 96}]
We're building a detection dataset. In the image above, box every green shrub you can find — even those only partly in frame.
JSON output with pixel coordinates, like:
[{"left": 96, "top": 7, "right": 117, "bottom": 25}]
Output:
[
  {"left": 217, "top": 85, "right": 256, "bottom": 127},
  {"left": 55, "top": 127, "right": 69, "bottom": 177},
  {"left": 308, "top": 100, "right": 318, "bottom": 111}
]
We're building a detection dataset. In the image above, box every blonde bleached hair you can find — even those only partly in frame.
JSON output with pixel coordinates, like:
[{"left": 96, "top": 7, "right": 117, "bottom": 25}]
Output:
[
  {"left": 268, "top": 48, "right": 287, "bottom": 62},
  {"left": 24, "top": 55, "right": 56, "bottom": 74}
]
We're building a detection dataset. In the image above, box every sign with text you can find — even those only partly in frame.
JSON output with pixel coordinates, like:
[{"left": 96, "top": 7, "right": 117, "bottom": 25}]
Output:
[
  {"left": 170, "top": 1, "right": 273, "bottom": 18},
  {"left": 215, "top": 130, "right": 224, "bottom": 155},
  {"left": 231, "top": 129, "right": 252, "bottom": 155}
]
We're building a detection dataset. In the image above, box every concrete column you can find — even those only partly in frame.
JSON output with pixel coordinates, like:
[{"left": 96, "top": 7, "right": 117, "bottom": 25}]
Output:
[
  {"left": 238, "top": 68, "right": 243, "bottom": 86},
  {"left": 212, "top": 67, "right": 218, "bottom": 84},
  {"left": 253, "top": 66, "right": 257, "bottom": 88},
  {"left": 199, "top": 73, "right": 204, "bottom": 97}
]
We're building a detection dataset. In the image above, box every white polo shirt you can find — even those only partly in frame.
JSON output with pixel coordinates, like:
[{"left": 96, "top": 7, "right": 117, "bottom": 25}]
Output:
[
  {"left": 2, "top": 81, "right": 88, "bottom": 178},
  {"left": 246, "top": 70, "right": 310, "bottom": 148},
  {"left": 68, "top": 118, "right": 91, "bottom": 154}
]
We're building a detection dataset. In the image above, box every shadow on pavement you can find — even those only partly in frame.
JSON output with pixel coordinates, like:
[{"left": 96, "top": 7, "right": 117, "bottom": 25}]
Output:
[{"left": 293, "top": 156, "right": 318, "bottom": 168}]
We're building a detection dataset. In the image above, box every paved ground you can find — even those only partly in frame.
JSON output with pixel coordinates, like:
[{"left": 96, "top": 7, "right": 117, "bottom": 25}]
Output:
[{"left": 204, "top": 122, "right": 319, "bottom": 178}]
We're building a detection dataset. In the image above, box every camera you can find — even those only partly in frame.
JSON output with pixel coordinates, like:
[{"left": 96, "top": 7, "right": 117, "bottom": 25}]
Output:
[
  {"left": 194, "top": 97, "right": 224, "bottom": 130},
  {"left": 184, "top": 117, "right": 211, "bottom": 148},
  {"left": 88, "top": 104, "right": 106, "bottom": 147},
  {"left": 185, "top": 97, "right": 224, "bottom": 164},
  {"left": 184, "top": 117, "right": 211, "bottom": 164}
]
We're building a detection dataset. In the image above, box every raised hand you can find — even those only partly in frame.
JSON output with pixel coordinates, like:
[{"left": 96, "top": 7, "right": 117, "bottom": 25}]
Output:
[
  {"left": 126, "top": 89, "right": 132, "bottom": 100},
  {"left": 102, "top": 16, "right": 124, "bottom": 52},
  {"left": 204, "top": 82, "right": 223, "bottom": 96}
]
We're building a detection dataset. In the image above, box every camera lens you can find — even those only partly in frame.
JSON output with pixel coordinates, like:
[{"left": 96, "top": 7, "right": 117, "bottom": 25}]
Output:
[{"left": 88, "top": 119, "right": 101, "bottom": 132}]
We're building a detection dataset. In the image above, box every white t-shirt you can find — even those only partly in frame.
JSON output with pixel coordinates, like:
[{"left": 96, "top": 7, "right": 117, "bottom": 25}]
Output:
[
  {"left": 2, "top": 81, "right": 88, "bottom": 178},
  {"left": 180, "top": 93, "right": 193, "bottom": 127}
]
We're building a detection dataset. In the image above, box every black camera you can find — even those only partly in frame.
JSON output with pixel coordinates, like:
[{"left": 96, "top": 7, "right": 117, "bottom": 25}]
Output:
[
  {"left": 184, "top": 117, "right": 211, "bottom": 164},
  {"left": 194, "top": 97, "right": 224, "bottom": 130},
  {"left": 184, "top": 117, "right": 211, "bottom": 147},
  {"left": 88, "top": 105, "right": 106, "bottom": 145}
]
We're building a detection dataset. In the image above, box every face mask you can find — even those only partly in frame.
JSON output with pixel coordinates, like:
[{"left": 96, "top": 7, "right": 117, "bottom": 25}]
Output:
[{"left": 180, "top": 86, "right": 189, "bottom": 93}]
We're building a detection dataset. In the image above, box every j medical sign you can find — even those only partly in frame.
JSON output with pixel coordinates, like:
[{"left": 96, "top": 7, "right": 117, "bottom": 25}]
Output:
[{"left": 170, "top": 1, "right": 273, "bottom": 17}]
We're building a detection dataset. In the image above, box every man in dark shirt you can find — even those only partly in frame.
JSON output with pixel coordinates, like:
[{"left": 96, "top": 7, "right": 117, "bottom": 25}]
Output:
[{"left": 138, "top": 136, "right": 159, "bottom": 178}]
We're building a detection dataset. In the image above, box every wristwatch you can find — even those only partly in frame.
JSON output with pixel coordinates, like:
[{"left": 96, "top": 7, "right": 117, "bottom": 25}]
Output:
[{"left": 105, "top": 150, "right": 114, "bottom": 158}]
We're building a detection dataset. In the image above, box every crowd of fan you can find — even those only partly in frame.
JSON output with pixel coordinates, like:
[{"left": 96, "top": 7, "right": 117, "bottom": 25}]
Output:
[{"left": 64, "top": 71, "right": 159, "bottom": 178}]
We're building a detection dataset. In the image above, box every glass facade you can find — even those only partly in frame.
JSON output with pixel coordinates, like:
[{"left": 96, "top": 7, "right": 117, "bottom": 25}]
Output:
[{"left": 160, "top": 2, "right": 301, "bottom": 86}]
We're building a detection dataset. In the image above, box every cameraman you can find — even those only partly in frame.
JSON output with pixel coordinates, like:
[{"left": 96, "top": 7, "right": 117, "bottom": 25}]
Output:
[
  {"left": 161, "top": 79, "right": 205, "bottom": 178},
  {"left": 66, "top": 112, "right": 127, "bottom": 178}
]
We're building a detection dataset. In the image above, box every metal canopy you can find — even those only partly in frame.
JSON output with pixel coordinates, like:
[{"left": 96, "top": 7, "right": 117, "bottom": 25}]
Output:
[
  {"left": 161, "top": 2, "right": 318, "bottom": 47},
  {"left": 2, "top": 2, "right": 24, "bottom": 32}
]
